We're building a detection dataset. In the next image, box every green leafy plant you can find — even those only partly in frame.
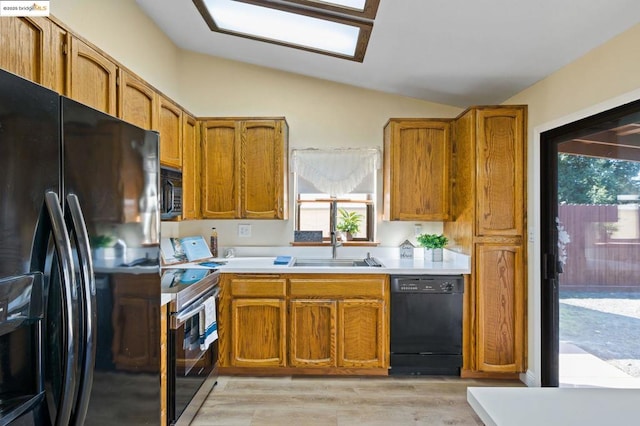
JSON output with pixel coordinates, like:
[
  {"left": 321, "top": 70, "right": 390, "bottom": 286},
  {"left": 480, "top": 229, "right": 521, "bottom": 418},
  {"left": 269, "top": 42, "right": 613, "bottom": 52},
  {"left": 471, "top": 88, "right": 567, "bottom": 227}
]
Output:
[
  {"left": 336, "top": 208, "right": 363, "bottom": 235},
  {"left": 90, "top": 235, "right": 114, "bottom": 248},
  {"left": 416, "top": 233, "right": 448, "bottom": 249}
]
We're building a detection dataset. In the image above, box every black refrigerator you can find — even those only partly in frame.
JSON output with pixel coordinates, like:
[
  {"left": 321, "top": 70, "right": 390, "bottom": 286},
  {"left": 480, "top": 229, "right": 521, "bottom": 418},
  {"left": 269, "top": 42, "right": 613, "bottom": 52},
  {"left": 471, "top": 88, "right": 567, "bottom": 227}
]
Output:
[{"left": 0, "top": 68, "right": 162, "bottom": 425}]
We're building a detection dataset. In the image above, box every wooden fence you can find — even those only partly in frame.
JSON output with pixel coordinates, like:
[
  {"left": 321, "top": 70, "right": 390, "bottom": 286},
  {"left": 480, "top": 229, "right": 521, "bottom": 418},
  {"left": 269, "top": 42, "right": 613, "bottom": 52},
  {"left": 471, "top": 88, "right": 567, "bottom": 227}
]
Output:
[{"left": 558, "top": 204, "right": 640, "bottom": 289}]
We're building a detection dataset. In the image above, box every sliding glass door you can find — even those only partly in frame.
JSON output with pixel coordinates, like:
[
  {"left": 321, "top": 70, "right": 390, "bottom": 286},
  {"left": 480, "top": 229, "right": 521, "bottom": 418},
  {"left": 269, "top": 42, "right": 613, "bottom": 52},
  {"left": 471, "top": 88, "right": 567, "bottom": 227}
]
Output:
[{"left": 541, "top": 100, "right": 640, "bottom": 387}]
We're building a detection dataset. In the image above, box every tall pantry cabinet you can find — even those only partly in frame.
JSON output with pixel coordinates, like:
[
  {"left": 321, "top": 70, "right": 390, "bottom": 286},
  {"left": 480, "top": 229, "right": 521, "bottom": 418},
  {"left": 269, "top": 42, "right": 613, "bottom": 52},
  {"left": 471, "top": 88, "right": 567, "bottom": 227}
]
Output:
[{"left": 445, "top": 106, "right": 527, "bottom": 377}]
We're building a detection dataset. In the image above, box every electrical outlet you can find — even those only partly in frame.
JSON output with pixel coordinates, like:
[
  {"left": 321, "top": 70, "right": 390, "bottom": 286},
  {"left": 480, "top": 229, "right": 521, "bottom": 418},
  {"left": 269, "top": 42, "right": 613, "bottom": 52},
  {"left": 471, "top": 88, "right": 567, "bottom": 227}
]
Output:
[
  {"left": 414, "top": 224, "right": 422, "bottom": 237},
  {"left": 238, "top": 224, "right": 252, "bottom": 238}
]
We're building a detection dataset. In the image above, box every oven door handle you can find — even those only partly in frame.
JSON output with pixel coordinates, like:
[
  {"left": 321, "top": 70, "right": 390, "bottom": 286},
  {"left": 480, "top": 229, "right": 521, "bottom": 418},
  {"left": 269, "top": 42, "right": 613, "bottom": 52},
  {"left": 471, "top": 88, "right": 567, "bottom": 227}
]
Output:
[
  {"left": 172, "top": 303, "right": 204, "bottom": 329},
  {"left": 171, "top": 287, "right": 219, "bottom": 329}
]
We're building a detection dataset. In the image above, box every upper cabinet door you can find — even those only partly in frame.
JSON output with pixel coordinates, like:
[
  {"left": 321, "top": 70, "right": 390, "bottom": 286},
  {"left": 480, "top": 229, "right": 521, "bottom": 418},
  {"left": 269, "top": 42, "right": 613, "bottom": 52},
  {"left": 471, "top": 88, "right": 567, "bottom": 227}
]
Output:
[
  {"left": 182, "top": 113, "right": 200, "bottom": 220},
  {"left": 118, "top": 70, "right": 157, "bottom": 130},
  {"left": 240, "top": 119, "right": 288, "bottom": 219},
  {"left": 158, "top": 96, "right": 183, "bottom": 169},
  {"left": 0, "top": 17, "right": 68, "bottom": 93},
  {"left": 475, "top": 107, "right": 525, "bottom": 236},
  {"left": 201, "top": 120, "right": 240, "bottom": 218},
  {"left": 200, "top": 118, "right": 288, "bottom": 220},
  {"left": 70, "top": 37, "right": 117, "bottom": 115},
  {"left": 384, "top": 119, "right": 451, "bottom": 221}
]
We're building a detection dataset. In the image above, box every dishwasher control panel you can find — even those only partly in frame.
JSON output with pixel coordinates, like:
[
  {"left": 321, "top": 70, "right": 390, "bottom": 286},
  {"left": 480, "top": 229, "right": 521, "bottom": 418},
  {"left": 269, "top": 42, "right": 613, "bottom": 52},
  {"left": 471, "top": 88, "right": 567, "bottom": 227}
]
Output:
[{"left": 390, "top": 275, "right": 463, "bottom": 294}]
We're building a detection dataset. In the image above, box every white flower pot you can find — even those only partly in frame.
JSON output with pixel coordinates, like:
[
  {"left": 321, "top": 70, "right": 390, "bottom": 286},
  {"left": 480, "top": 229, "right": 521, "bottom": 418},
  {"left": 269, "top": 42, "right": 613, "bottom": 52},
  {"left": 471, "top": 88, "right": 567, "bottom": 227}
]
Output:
[{"left": 431, "top": 248, "right": 443, "bottom": 262}]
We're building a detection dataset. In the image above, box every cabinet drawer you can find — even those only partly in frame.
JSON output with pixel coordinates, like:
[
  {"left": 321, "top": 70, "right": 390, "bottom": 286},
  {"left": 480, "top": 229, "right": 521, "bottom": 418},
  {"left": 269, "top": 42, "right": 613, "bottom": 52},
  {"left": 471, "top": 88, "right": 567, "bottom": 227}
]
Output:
[
  {"left": 289, "top": 276, "right": 386, "bottom": 298},
  {"left": 230, "top": 278, "right": 287, "bottom": 297}
]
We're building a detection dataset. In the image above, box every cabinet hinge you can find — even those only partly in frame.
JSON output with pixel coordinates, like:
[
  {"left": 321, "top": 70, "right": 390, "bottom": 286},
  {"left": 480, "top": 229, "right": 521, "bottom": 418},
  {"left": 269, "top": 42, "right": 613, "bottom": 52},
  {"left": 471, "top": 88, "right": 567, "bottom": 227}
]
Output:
[
  {"left": 116, "top": 74, "right": 120, "bottom": 86},
  {"left": 62, "top": 42, "right": 68, "bottom": 55}
]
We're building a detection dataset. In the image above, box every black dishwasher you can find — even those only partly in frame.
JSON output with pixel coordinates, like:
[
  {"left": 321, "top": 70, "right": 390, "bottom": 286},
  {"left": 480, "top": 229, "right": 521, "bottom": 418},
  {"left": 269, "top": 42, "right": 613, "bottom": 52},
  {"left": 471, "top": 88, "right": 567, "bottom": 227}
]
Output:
[{"left": 390, "top": 275, "right": 464, "bottom": 375}]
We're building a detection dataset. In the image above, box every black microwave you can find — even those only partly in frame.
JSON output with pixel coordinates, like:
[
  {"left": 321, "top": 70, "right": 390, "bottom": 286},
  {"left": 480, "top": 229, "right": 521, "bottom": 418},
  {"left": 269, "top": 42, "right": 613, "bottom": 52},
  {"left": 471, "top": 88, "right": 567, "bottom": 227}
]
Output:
[{"left": 160, "top": 166, "right": 182, "bottom": 220}]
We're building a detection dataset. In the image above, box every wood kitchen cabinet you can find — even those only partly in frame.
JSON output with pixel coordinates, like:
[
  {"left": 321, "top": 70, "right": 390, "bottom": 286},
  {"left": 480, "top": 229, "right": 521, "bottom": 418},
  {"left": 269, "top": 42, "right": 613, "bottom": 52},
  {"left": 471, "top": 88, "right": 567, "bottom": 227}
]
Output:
[
  {"left": 181, "top": 113, "right": 200, "bottom": 219},
  {"left": 158, "top": 96, "right": 183, "bottom": 169},
  {"left": 289, "top": 275, "right": 387, "bottom": 370},
  {"left": 444, "top": 105, "right": 527, "bottom": 378},
  {"left": 289, "top": 299, "right": 337, "bottom": 367},
  {"left": 219, "top": 275, "right": 287, "bottom": 368},
  {"left": 383, "top": 119, "right": 451, "bottom": 221},
  {"left": 475, "top": 243, "right": 525, "bottom": 373},
  {"left": 218, "top": 273, "right": 388, "bottom": 375},
  {"left": 118, "top": 69, "right": 158, "bottom": 130},
  {"left": 288, "top": 298, "right": 387, "bottom": 369},
  {"left": 200, "top": 118, "right": 289, "bottom": 219},
  {"left": 111, "top": 274, "right": 162, "bottom": 373},
  {"left": 0, "top": 17, "right": 68, "bottom": 94},
  {"left": 338, "top": 299, "right": 385, "bottom": 368},
  {"left": 69, "top": 37, "right": 118, "bottom": 115}
]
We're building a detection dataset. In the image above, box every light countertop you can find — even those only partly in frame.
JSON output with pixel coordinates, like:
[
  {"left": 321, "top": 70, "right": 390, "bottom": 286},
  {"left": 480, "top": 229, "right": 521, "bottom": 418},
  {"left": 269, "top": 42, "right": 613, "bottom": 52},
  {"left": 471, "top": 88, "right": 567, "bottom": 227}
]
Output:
[
  {"left": 158, "top": 248, "right": 470, "bottom": 306},
  {"left": 467, "top": 387, "right": 640, "bottom": 426},
  {"left": 161, "top": 293, "right": 172, "bottom": 306},
  {"left": 209, "top": 256, "right": 469, "bottom": 274},
  {"left": 166, "top": 248, "right": 470, "bottom": 275},
  {"left": 92, "top": 248, "right": 160, "bottom": 275}
]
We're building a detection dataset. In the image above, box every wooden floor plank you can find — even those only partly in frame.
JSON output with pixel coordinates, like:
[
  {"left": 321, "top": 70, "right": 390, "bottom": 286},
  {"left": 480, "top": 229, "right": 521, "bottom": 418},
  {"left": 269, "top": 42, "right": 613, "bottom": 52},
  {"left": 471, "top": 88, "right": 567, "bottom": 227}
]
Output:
[{"left": 191, "top": 375, "right": 522, "bottom": 425}]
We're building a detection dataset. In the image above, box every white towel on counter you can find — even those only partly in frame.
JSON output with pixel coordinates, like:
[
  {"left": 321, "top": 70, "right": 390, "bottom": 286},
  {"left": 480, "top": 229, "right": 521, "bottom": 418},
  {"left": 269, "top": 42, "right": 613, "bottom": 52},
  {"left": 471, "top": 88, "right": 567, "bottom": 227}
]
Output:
[{"left": 199, "top": 296, "right": 218, "bottom": 351}]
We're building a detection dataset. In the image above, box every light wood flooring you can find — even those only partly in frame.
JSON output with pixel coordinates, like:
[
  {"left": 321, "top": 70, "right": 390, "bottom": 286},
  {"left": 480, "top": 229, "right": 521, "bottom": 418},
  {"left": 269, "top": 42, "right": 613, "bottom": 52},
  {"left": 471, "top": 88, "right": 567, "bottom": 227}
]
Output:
[{"left": 191, "top": 375, "right": 523, "bottom": 425}]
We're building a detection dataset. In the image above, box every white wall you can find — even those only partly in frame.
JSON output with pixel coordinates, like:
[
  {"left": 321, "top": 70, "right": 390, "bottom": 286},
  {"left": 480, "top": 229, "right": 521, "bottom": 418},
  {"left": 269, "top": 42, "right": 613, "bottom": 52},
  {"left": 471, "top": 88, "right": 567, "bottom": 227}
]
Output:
[
  {"left": 52, "top": 0, "right": 462, "bottom": 249},
  {"left": 51, "top": 0, "right": 182, "bottom": 104},
  {"left": 505, "top": 23, "right": 640, "bottom": 386},
  {"left": 175, "top": 51, "right": 460, "bottom": 248}
]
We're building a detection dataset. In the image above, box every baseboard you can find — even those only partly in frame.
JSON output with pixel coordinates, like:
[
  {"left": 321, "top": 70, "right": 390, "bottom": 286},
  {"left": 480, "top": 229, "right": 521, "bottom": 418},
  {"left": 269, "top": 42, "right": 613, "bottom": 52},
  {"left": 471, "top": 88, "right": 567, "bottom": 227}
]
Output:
[{"left": 521, "top": 369, "right": 538, "bottom": 387}]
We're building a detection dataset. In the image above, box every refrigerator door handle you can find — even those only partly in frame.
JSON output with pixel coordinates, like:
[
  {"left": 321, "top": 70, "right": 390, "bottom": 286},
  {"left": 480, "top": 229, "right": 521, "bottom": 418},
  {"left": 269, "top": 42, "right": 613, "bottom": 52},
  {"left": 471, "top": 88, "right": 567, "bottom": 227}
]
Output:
[
  {"left": 65, "top": 194, "right": 96, "bottom": 426},
  {"left": 43, "top": 191, "right": 79, "bottom": 426}
]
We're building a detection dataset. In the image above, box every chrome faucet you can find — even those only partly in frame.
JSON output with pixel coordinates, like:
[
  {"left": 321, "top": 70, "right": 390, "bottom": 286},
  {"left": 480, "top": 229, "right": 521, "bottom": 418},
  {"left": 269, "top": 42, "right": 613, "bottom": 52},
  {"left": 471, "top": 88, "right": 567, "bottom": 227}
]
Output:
[{"left": 330, "top": 199, "right": 342, "bottom": 259}]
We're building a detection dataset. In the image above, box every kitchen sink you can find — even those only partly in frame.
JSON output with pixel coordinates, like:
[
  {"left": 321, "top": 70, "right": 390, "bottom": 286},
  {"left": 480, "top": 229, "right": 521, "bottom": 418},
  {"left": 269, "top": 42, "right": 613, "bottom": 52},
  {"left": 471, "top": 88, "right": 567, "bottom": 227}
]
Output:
[{"left": 291, "top": 258, "right": 383, "bottom": 267}]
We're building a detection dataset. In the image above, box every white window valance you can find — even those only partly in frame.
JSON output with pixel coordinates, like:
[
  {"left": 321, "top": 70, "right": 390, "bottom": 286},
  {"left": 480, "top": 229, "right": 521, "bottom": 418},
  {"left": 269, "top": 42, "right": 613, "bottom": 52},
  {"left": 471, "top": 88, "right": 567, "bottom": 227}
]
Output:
[{"left": 291, "top": 148, "right": 380, "bottom": 196}]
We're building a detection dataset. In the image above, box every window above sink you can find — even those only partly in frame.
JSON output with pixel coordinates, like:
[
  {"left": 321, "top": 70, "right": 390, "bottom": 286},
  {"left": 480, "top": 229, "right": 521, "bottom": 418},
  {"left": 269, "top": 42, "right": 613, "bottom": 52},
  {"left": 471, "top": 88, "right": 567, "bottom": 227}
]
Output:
[{"left": 292, "top": 148, "right": 379, "bottom": 244}]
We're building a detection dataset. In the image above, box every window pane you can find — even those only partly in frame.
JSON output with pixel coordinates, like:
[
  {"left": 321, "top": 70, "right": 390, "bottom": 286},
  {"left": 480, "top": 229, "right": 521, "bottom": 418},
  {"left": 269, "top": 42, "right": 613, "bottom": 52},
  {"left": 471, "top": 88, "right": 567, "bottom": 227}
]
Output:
[
  {"left": 295, "top": 170, "right": 375, "bottom": 242},
  {"left": 299, "top": 200, "right": 331, "bottom": 237},
  {"left": 336, "top": 202, "right": 367, "bottom": 239}
]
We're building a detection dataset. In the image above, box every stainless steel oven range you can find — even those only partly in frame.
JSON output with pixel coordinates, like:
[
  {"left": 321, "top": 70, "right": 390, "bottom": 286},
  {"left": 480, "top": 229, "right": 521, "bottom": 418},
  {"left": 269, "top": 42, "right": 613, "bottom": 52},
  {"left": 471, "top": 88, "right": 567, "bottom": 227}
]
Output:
[{"left": 161, "top": 268, "right": 220, "bottom": 425}]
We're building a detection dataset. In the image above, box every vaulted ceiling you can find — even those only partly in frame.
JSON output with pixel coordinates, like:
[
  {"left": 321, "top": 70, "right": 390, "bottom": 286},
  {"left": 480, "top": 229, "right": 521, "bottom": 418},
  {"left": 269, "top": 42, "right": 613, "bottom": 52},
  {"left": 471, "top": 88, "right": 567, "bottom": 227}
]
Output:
[{"left": 136, "top": 0, "right": 640, "bottom": 107}]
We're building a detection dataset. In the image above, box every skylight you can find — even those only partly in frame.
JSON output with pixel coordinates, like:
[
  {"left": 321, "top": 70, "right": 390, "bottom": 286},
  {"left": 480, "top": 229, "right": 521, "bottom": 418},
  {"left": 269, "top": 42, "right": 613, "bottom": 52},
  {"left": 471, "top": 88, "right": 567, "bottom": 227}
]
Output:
[{"left": 192, "top": 0, "right": 379, "bottom": 62}]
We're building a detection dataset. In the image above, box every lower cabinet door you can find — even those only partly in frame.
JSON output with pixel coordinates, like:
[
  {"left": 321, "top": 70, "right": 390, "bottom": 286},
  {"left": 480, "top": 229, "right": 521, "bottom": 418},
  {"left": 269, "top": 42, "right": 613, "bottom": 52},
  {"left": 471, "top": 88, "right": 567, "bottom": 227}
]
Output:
[
  {"left": 475, "top": 243, "right": 525, "bottom": 373},
  {"left": 289, "top": 299, "right": 337, "bottom": 367},
  {"left": 337, "top": 299, "right": 385, "bottom": 368},
  {"left": 231, "top": 298, "right": 286, "bottom": 367}
]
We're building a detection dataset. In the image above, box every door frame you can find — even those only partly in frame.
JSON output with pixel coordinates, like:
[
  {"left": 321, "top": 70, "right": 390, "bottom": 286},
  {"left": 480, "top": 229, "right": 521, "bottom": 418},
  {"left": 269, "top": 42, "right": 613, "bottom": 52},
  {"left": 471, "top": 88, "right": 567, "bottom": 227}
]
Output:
[
  {"left": 529, "top": 87, "right": 640, "bottom": 387},
  {"left": 539, "top": 97, "right": 640, "bottom": 387}
]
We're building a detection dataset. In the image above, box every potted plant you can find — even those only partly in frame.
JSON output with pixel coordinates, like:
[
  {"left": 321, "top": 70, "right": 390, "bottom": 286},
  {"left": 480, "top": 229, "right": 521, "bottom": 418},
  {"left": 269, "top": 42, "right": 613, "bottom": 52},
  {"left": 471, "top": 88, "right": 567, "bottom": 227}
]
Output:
[
  {"left": 90, "top": 234, "right": 115, "bottom": 259},
  {"left": 336, "top": 208, "right": 363, "bottom": 240},
  {"left": 417, "top": 233, "right": 448, "bottom": 262}
]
